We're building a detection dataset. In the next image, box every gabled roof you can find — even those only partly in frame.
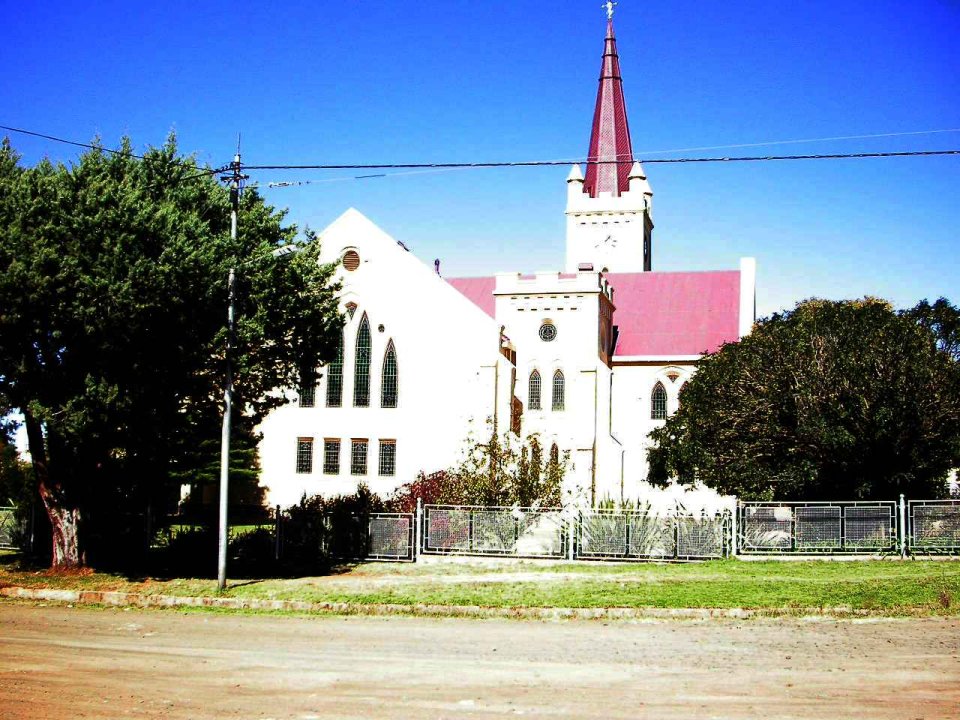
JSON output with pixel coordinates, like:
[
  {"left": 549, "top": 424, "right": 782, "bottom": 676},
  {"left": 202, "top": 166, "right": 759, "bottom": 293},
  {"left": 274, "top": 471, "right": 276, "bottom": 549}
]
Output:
[
  {"left": 583, "top": 20, "right": 634, "bottom": 198},
  {"left": 447, "top": 270, "right": 741, "bottom": 358}
]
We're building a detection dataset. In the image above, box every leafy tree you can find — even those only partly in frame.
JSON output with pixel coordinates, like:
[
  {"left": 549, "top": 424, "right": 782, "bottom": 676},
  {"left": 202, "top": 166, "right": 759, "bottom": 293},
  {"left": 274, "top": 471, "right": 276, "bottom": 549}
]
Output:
[
  {"left": 0, "top": 137, "right": 342, "bottom": 568},
  {"left": 0, "top": 424, "right": 30, "bottom": 508},
  {"left": 391, "top": 431, "right": 567, "bottom": 508},
  {"left": 648, "top": 298, "right": 960, "bottom": 500}
]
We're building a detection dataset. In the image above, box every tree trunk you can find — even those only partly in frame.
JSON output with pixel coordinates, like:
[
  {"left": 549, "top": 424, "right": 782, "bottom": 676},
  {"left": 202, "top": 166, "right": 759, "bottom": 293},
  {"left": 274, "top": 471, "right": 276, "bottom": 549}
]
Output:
[{"left": 23, "top": 411, "right": 83, "bottom": 570}]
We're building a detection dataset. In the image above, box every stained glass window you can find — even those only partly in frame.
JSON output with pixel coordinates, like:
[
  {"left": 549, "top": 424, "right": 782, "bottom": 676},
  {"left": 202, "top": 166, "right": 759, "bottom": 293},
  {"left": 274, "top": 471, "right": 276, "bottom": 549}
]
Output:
[
  {"left": 295, "top": 438, "right": 313, "bottom": 474},
  {"left": 528, "top": 370, "right": 541, "bottom": 410},
  {"left": 323, "top": 439, "right": 340, "bottom": 474},
  {"left": 381, "top": 342, "right": 398, "bottom": 408},
  {"left": 379, "top": 440, "right": 396, "bottom": 476},
  {"left": 326, "top": 334, "right": 343, "bottom": 407},
  {"left": 552, "top": 370, "right": 565, "bottom": 411},
  {"left": 651, "top": 382, "right": 667, "bottom": 419},
  {"left": 354, "top": 315, "right": 371, "bottom": 407},
  {"left": 351, "top": 439, "right": 368, "bottom": 475}
]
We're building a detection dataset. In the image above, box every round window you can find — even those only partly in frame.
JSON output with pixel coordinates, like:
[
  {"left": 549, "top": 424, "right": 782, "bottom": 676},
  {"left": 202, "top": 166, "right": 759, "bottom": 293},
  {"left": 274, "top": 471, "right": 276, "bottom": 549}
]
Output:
[
  {"left": 342, "top": 250, "right": 360, "bottom": 271},
  {"left": 539, "top": 323, "right": 558, "bottom": 342}
]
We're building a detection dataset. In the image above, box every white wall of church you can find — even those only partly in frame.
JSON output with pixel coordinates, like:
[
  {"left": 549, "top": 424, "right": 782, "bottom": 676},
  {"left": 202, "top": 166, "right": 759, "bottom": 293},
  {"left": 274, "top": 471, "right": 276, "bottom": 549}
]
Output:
[
  {"left": 258, "top": 209, "right": 514, "bottom": 509},
  {"left": 610, "top": 362, "right": 695, "bottom": 491}
]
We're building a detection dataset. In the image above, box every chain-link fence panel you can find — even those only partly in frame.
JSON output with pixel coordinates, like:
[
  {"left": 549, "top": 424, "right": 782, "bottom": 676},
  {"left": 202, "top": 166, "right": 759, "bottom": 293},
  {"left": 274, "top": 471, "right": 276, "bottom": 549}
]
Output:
[
  {"left": 579, "top": 511, "right": 630, "bottom": 557},
  {"left": 845, "top": 505, "right": 896, "bottom": 550},
  {"left": 367, "top": 513, "right": 414, "bottom": 561},
  {"left": 425, "top": 507, "right": 471, "bottom": 552},
  {"left": 740, "top": 505, "right": 792, "bottom": 551},
  {"left": 677, "top": 515, "right": 727, "bottom": 558},
  {"left": 422, "top": 506, "right": 566, "bottom": 558},
  {"left": 909, "top": 500, "right": 960, "bottom": 553},
  {"left": 472, "top": 509, "right": 517, "bottom": 553},
  {"left": 578, "top": 510, "right": 729, "bottom": 560},
  {"left": 0, "top": 507, "right": 17, "bottom": 549},
  {"left": 739, "top": 502, "right": 896, "bottom": 554},
  {"left": 795, "top": 506, "right": 841, "bottom": 550},
  {"left": 628, "top": 514, "right": 674, "bottom": 558}
]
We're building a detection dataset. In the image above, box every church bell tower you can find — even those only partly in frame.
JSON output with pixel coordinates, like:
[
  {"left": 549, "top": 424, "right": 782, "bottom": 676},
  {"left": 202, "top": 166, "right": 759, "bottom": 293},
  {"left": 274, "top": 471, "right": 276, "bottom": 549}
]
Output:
[{"left": 565, "top": 9, "right": 653, "bottom": 274}]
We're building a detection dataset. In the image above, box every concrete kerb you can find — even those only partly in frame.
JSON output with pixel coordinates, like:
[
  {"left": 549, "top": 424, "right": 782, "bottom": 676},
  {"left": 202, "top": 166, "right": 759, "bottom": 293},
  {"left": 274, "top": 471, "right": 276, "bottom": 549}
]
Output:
[{"left": 0, "top": 585, "right": 876, "bottom": 620}]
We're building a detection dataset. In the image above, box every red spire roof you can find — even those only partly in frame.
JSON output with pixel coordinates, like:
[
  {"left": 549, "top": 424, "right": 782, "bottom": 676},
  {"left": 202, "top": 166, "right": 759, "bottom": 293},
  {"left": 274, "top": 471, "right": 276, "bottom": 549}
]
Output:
[{"left": 583, "top": 20, "right": 634, "bottom": 198}]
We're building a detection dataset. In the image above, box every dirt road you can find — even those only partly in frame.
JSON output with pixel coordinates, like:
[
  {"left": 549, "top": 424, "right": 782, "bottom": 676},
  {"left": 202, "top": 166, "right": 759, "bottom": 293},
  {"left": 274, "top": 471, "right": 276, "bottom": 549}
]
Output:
[{"left": 1, "top": 603, "right": 957, "bottom": 719}]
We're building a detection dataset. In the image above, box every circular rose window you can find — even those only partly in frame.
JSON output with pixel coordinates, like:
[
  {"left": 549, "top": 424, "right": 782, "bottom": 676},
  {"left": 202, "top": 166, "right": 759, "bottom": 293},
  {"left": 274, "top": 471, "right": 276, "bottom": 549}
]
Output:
[
  {"left": 539, "top": 322, "right": 557, "bottom": 342},
  {"left": 342, "top": 250, "right": 360, "bottom": 271}
]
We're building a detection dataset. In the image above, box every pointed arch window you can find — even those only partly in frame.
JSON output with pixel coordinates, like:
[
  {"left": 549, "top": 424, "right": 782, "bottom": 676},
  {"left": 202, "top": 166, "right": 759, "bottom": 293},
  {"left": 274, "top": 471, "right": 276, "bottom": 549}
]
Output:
[
  {"left": 381, "top": 341, "right": 398, "bottom": 408},
  {"left": 325, "top": 334, "right": 343, "bottom": 408},
  {"left": 354, "top": 314, "right": 371, "bottom": 407},
  {"left": 528, "top": 370, "right": 542, "bottom": 411},
  {"left": 552, "top": 370, "right": 565, "bottom": 411},
  {"left": 651, "top": 381, "right": 667, "bottom": 420}
]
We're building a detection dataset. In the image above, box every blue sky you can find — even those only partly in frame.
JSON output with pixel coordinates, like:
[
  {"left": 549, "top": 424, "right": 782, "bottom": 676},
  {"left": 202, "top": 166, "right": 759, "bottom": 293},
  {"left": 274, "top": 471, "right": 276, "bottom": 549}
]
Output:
[{"left": 2, "top": 0, "right": 958, "bottom": 316}]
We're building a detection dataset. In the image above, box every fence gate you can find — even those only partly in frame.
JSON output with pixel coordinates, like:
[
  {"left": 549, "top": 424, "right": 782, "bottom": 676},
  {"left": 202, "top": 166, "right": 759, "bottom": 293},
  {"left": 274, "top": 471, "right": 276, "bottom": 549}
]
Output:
[
  {"left": 738, "top": 501, "right": 897, "bottom": 554},
  {"left": 908, "top": 500, "right": 960, "bottom": 554},
  {"left": 367, "top": 513, "right": 415, "bottom": 561}
]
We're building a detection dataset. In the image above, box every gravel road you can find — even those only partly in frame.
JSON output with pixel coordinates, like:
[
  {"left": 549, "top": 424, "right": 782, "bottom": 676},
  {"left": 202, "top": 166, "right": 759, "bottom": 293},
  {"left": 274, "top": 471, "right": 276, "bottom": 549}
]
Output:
[{"left": 1, "top": 603, "right": 957, "bottom": 719}]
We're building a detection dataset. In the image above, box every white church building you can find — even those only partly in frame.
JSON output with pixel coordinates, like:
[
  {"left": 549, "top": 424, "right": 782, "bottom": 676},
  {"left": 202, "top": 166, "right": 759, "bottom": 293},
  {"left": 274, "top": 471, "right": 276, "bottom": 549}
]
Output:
[{"left": 258, "top": 17, "right": 756, "bottom": 508}]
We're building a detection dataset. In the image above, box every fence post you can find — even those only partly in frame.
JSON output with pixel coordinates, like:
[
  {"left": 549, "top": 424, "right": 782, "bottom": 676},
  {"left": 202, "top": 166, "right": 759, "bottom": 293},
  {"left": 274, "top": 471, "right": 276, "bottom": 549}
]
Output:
[
  {"left": 274, "top": 505, "right": 282, "bottom": 561},
  {"left": 730, "top": 497, "right": 738, "bottom": 558},
  {"left": 567, "top": 507, "right": 576, "bottom": 561},
  {"left": 414, "top": 498, "right": 423, "bottom": 561},
  {"left": 899, "top": 494, "right": 907, "bottom": 559}
]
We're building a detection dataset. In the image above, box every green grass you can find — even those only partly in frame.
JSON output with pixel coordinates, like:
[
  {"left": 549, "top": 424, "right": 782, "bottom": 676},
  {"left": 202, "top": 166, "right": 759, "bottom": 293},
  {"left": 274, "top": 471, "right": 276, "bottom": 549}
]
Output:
[{"left": 3, "top": 558, "right": 958, "bottom": 616}]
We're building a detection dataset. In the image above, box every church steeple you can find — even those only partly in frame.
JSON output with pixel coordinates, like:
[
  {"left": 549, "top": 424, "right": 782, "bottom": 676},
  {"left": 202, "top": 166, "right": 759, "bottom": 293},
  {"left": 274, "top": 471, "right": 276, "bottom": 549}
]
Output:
[
  {"left": 565, "top": 11, "right": 654, "bottom": 274},
  {"left": 583, "top": 18, "right": 634, "bottom": 198}
]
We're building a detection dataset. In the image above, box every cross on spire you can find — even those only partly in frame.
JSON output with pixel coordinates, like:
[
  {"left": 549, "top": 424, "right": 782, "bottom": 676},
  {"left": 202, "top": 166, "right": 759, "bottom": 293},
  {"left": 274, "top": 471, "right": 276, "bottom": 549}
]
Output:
[{"left": 604, "top": 1, "right": 617, "bottom": 21}]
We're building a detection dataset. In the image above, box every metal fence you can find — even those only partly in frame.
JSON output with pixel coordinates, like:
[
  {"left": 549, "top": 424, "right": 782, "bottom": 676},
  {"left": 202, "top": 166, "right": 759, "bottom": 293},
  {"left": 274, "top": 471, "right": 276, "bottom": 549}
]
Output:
[
  {"left": 422, "top": 505, "right": 567, "bottom": 558},
  {"left": 738, "top": 501, "right": 898, "bottom": 554},
  {"left": 0, "top": 506, "right": 17, "bottom": 549},
  {"left": 908, "top": 500, "right": 960, "bottom": 553},
  {"left": 368, "top": 513, "right": 415, "bottom": 561},
  {"left": 578, "top": 509, "right": 729, "bottom": 560}
]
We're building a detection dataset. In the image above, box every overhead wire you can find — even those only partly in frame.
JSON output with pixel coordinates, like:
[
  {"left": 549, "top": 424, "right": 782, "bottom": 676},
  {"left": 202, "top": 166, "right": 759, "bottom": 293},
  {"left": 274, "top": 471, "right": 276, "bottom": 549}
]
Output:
[{"left": 4, "top": 122, "right": 958, "bottom": 192}]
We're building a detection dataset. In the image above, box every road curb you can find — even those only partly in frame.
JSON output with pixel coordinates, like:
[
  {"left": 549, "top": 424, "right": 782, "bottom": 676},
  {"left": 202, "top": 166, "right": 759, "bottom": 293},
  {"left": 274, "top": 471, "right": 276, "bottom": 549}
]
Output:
[{"left": 0, "top": 585, "right": 868, "bottom": 620}]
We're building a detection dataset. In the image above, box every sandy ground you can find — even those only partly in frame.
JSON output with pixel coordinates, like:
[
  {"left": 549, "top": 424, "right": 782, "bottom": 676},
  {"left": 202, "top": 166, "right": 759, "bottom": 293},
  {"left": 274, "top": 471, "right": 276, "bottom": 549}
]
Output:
[{"left": 0, "top": 603, "right": 958, "bottom": 720}]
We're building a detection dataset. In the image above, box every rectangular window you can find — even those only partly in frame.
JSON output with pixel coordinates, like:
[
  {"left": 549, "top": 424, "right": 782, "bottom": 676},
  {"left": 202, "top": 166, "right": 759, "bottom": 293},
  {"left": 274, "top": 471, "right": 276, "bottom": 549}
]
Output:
[
  {"left": 295, "top": 437, "right": 314, "bottom": 474},
  {"left": 298, "top": 383, "right": 316, "bottom": 408},
  {"left": 378, "top": 440, "right": 396, "bottom": 476},
  {"left": 323, "top": 439, "right": 340, "bottom": 474},
  {"left": 351, "top": 439, "right": 368, "bottom": 476}
]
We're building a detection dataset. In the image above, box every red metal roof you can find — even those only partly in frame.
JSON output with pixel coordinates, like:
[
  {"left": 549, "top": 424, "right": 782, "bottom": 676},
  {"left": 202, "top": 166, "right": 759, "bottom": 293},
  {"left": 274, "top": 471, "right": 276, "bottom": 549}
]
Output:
[
  {"left": 447, "top": 270, "right": 741, "bottom": 357},
  {"left": 447, "top": 276, "right": 496, "bottom": 318},
  {"left": 583, "top": 20, "right": 634, "bottom": 198},
  {"left": 605, "top": 271, "right": 741, "bottom": 356}
]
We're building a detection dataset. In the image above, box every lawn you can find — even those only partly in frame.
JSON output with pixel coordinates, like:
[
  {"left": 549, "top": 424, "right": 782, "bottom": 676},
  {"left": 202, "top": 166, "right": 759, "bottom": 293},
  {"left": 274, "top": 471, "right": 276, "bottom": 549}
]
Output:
[{"left": 2, "top": 556, "right": 958, "bottom": 616}]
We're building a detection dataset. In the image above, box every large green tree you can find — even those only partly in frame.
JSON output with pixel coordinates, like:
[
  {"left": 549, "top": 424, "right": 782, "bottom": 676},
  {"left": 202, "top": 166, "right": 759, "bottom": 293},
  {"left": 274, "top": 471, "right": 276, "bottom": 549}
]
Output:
[
  {"left": 648, "top": 298, "right": 960, "bottom": 500},
  {"left": 0, "top": 137, "right": 342, "bottom": 568}
]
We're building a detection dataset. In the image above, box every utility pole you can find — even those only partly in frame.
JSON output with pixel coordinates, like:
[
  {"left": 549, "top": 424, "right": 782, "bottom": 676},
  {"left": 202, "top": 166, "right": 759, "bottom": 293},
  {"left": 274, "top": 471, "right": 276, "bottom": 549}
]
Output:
[{"left": 217, "top": 148, "right": 248, "bottom": 592}]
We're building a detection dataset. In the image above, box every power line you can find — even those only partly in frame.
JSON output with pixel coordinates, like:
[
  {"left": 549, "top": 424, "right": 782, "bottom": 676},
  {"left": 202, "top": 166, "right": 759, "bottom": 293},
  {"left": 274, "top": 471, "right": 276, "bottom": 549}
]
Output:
[
  {"left": 1, "top": 123, "right": 153, "bottom": 160},
  {"left": 634, "top": 128, "right": 960, "bottom": 156},
  {"left": 1, "top": 123, "right": 230, "bottom": 190},
  {"left": 246, "top": 149, "right": 959, "bottom": 173}
]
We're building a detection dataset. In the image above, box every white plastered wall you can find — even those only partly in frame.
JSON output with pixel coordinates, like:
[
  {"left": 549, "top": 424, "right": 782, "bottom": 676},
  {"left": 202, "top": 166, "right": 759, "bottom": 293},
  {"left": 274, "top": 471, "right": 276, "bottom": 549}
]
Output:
[{"left": 258, "top": 209, "right": 513, "bottom": 508}]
